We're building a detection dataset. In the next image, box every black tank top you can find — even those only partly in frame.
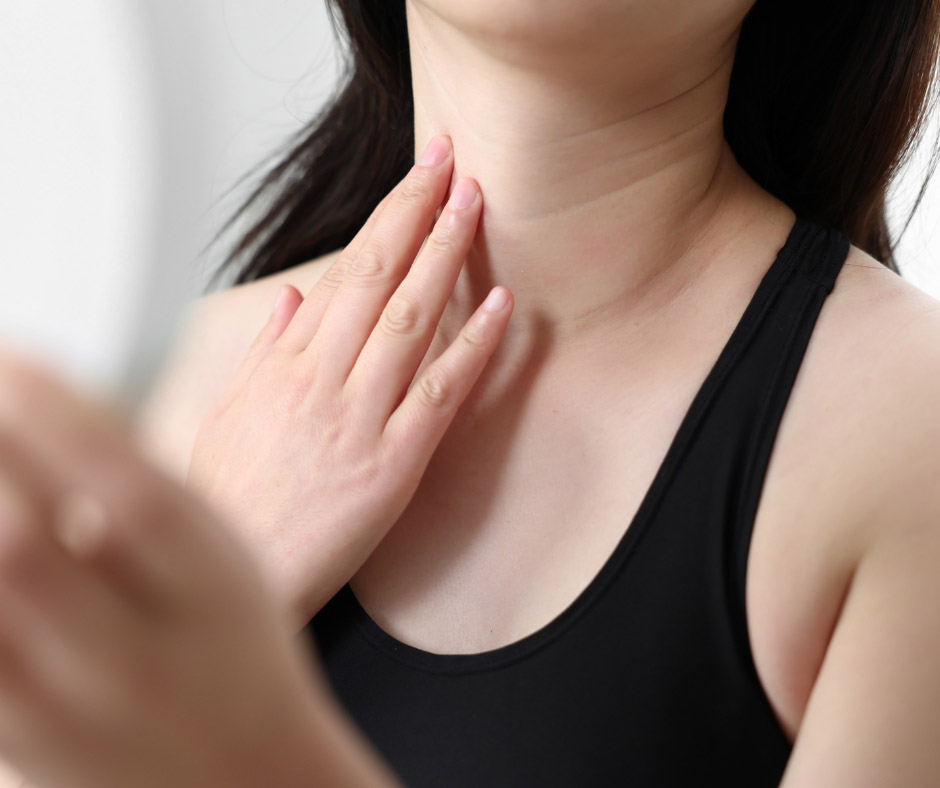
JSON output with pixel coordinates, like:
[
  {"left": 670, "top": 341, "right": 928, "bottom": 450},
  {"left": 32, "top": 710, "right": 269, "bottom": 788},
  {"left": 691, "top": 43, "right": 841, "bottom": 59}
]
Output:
[{"left": 303, "top": 216, "right": 850, "bottom": 787}]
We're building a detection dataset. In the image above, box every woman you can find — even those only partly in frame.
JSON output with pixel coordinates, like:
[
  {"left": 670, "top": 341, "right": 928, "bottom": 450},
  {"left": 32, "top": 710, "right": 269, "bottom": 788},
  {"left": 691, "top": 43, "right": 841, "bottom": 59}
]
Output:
[
  {"left": 2, "top": 0, "right": 940, "bottom": 784},
  {"left": 143, "top": 0, "right": 940, "bottom": 784}
]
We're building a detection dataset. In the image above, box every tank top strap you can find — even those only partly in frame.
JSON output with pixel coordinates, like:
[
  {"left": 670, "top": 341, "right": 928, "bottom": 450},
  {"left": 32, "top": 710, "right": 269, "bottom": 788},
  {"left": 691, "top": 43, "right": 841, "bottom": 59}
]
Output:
[
  {"left": 719, "top": 217, "right": 850, "bottom": 663},
  {"left": 793, "top": 218, "right": 852, "bottom": 292}
]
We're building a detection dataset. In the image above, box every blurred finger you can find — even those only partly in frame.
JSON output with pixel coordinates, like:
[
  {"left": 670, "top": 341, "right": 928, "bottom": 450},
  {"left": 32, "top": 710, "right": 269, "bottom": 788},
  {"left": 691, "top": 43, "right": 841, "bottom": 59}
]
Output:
[
  {"left": 0, "top": 358, "right": 197, "bottom": 613},
  {"left": 0, "top": 450, "right": 137, "bottom": 703}
]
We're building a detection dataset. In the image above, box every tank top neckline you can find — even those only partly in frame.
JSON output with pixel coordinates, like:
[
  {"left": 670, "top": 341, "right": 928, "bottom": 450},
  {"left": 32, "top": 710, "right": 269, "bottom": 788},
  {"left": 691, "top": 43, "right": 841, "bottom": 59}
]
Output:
[{"left": 334, "top": 214, "right": 821, "bottom": 675}]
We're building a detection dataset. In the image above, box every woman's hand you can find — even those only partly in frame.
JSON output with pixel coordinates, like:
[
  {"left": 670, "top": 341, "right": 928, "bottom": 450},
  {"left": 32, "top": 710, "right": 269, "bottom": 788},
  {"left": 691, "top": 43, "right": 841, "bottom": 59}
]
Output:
[
  {"left": 0, "top": 351, "right": 401, "bottom": 788},
  {"left": 186, "top": 134, "right": 512, "bottom": 630}
]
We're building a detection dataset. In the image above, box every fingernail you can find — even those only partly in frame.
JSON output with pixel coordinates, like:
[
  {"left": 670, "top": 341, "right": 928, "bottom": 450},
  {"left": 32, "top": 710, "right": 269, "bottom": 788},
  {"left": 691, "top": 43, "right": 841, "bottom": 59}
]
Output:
[
  {"left": 483, "top": 286, "right": 509, "bottom": 312},
  {"left": 419, "top": 135, "right": 450, "bottom": 167},
  {"left": 274, "top": 284, "right": 290, "bottom": 312},
  {"left": 449, "top": 178, "right": 478, "bottom": 209}
]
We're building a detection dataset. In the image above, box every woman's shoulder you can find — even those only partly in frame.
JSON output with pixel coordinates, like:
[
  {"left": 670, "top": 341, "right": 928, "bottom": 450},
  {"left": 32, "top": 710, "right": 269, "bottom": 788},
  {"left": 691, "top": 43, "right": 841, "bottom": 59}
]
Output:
[
  {"left": 822, "top": 240, "right": 940, "bottom": 408},
  {"left": 750, "top": 239, "right": 940, "bottom": 766},
  {"left": 742, "top": 238, "right": 940, "bottom": 740},
  {"left": 132, "top": 249, "right": 343, "bottom": 482},
  {"left": 774, "top": 238, "right": 940, "bottom": 559}
]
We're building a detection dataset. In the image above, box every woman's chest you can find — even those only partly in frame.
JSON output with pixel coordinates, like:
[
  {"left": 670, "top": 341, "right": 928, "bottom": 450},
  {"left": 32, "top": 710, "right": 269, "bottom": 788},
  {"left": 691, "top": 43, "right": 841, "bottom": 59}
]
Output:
[
  {"left": 347, "top": 257, "right": 911, "bottom": 750},
  {"left": 350, "top": 359, "right": 864, "bottom": 748}
]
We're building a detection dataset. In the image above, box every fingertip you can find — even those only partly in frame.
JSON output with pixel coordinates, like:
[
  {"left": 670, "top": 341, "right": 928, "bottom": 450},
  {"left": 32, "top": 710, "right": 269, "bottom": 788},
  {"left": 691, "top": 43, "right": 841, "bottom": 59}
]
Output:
[
  {"left": 482, "top": 285, "right": 511, "bottom": 314},
  {"left": 273, "top": 285, "right": 289, "bottom": 312},
  {"left": 273, "top": 284, "right": 303, "bottom": 314}
]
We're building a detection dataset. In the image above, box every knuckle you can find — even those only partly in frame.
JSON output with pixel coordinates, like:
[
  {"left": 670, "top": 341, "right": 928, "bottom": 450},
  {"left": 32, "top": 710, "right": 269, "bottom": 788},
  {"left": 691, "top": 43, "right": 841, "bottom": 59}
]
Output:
[
  {"left": 347, "top": 247, "right": 389, "bottom": 283},
  {"left": 348, "top": 453, "right": 384, "bottom": 493},
  {"left": 460, "top": 321, "right": 489, "bottom": 350},
  {"left": 416, "top": 370, "right": 450, "bottom": 408},
  {"left": 321, "top": 259, "right": 348, "bottom": 289},
  {"left": 381, "top": 296, "right": 423, "bottom": 338},
  {"left": 425, "top": 224, "right": 460, "bottom": 256},
  {"left": 398, "top": 173, "right": 434, "bottom": 207},
  {"left": 315, "top": 397, "right": 351, "bottom": 446},
  {"left": 277, "top": 364, "right": 318, "bottom": 416}
]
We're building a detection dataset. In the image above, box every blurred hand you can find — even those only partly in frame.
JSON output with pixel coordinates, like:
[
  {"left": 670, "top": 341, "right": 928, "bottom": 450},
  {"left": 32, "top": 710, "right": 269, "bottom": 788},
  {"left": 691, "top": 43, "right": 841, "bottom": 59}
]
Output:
[
  {"left": 186, "top": 134, "right": 513, "bottom": 630},
  {"left": 0, "top": 349, "right": 400, "bottom": 788}
]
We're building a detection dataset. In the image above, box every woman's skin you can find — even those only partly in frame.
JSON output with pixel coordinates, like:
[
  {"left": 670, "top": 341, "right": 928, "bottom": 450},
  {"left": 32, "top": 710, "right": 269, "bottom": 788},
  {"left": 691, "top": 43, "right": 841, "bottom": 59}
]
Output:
[
  {"left": 184, "top": 139, "right": 512, "bottom": 634},
  {"left": 123, "top": 0, "right": 940, "bottom": 784}
]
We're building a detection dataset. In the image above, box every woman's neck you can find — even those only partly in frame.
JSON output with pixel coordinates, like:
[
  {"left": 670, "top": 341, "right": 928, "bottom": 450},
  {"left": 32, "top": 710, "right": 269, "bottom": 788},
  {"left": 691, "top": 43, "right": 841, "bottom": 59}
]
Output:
[{"left": 406, "top": 1, "right": 781, "bottom": 357}]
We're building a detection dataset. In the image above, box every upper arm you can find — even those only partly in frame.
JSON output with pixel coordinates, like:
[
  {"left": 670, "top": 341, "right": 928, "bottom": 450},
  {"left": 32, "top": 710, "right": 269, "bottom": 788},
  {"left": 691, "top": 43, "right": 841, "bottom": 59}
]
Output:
[
  {"left": 779, "top": 309, "right": 940, "bottom": 787},
  {"left": 132, "top": 291, "right": 238, "bottom": 481},
  {"left": 780, "top": 498, "right": 940, "bottom": 786}
]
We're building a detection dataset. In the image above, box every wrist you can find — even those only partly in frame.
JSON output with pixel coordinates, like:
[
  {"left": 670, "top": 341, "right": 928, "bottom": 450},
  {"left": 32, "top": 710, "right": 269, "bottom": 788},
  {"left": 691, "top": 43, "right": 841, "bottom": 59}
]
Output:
[
  {"left": 215, "top": 641, "right": 399, "bottom": 788},
  {"left": 248, "top": 682, "right": 401, "bottom": 788}
]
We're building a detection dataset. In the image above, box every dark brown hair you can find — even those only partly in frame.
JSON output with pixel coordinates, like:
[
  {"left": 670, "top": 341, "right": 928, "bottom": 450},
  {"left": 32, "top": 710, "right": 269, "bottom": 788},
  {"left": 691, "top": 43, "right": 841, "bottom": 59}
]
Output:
[{"left": 207, "top": 0, "right": 940, "bottom": 289}]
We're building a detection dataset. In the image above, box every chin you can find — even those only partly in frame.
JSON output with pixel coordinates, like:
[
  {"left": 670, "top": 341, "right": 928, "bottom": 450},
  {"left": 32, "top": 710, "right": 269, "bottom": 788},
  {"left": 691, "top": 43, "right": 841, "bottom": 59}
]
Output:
[
  {"left": 408, "top": 0, "right": 615, "bottom": 44},
  {"left": 406, "top": 0, "right": 756, "bottom": 60}
]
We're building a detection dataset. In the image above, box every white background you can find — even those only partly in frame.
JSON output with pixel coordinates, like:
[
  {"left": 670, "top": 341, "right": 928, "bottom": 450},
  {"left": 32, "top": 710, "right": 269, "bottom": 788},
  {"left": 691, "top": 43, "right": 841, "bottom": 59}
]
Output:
[{"left": 1, "top": 1, "right": 938, "bottom": 399}]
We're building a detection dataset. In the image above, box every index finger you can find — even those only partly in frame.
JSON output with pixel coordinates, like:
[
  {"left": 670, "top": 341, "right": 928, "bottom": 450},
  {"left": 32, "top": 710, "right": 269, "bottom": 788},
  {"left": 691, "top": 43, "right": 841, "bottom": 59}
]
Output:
[
  {"left": 278, "top": 138, "right": 453, "bottom": 353},
  {"left": 276, "top": 181, "right": 402, "bottom": 352}
]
